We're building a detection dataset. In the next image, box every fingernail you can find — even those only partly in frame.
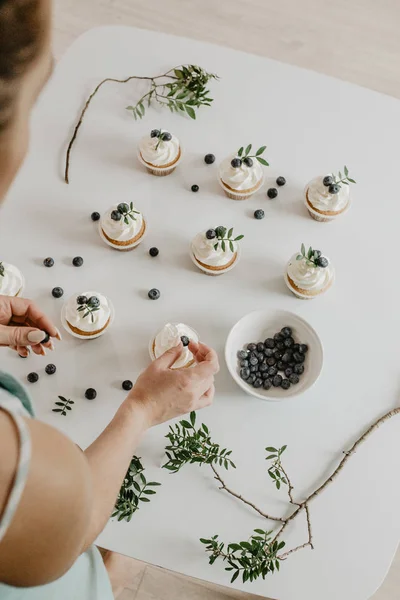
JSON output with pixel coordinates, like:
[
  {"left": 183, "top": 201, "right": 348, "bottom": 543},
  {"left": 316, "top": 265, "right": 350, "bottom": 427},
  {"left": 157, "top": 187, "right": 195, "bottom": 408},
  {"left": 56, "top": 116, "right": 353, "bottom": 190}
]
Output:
[
  {"left": 28, "top": 330, "right": 47, "bottom": 344},
  {"left": 39, "top": 345, "right": 46, "bottom": 356},
  {"left": 54, "top": 328, "right": 62, "bottom": 341},
  {"left": 48, "top": 340, "right": 55, "bottom": 351}
]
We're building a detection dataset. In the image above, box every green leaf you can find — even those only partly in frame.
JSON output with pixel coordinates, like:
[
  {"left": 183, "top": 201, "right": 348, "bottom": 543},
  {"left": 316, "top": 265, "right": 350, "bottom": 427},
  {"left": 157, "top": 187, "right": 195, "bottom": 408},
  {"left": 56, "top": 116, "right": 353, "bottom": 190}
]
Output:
[
  {"left": 240, "top": 542, "right": 252, "bottom": 551},
  {"left": 139, "top": 102, "right": 145, "bottom": 116},
  {"left": 185, "top": 105, "right": 196, "bottom": 119},
  {"left": 301, "top": 243, "right": 305, "bottom": 256},
  {"left": 143, "top": 489, "right": 156, "bottom": 495},
  {"left": 147, "top": 482, "right": 161, "bottom": 486},
  {"left": 228, "top": 543, "right": 242, "bottom": 551},
  {"left": 228, "top": 228, "right": 233, "bottom": 238},
  {"left": 229, "top": 241, "right": 234, "bottom": 253},
  {"left": 256, "top": 157, "right": 269, "bottom": 166},
  {"left": 243, "top": 571, "right": 249, "bottom": 583},
  {"left": 200, "top": 538, "right": 211, "bottom": 544},
  {"left": 174, "top": 69, "right": 184, "bottom": 78},
  {"left": 190, "top": 411, "right": 196, "bottom": 426},
  {"left": 276, "top": 560, "right": 280, "bottom": 571},
  {"left": 278, "top": 541, "right": 285, "bottom": 549},
  {"left": 126, "top": 106, "right": 134, "bottom": 110},
  {"left": 280, "top": 444, "right": 287, "bottom": 453},
  {"left": 254, "top": 529, "right": 265, "bottom": 535},
  {"left": 344, "top": 165, "right": 349, "bottom": 176},
  {"left": 202, "top": 423, "right": 209, "bottom": 434},
  {"left": 234, "top": 235, "right": 244, "bottom": 241},
  {"left": 296, "top": 255, "right": 302, "bottom": 261},
  {"left": 256, "top": 145, "right": 267, "bottom": 156},
  {"left": 238, "top": 147, "right": 244, "bottom": 157},
  {"left": 52, "top": 408, "right": 63, "bottom": 412},
  {"left": 265, "top": 447, "right": 277, "bottom": 452},
  {"left": 276, "top": 480, "right": 281, "bottom": 490},
  {"left": 55, "top": 401, "right": 65, "bottom": 407},
  {"left": 221, "top": 240, "right": 226, "bottom": 252},
  {"left": 307, "top": 247, "right": 313, "bottom": 259},
  {"left": 348, "top": 178, "right": 356, "bottom": 183},
  {"left": 66, "top": 405, "right": 72, "bottom": 410},
  {"left": 214, "top": 243, "right": 218, "bottom": 251},
  {"left": 139, "top": 497, "right": 150, "bottom": 502},
  {"left": 181, "top": 420, "right": 192, "bottom": 429},
  {"left": 133, "top": 481, "right": 141, "bottom": 492},
  {"left": 245, "top": 144, "right": 252, "bottom": 155},
  {"left": 231, "top": 571, "right": 239, "bottom": 583},
  {"left": 58, "top": 396, "right": 67, "bottom": 402},
  {"left": 342, "top": 181, "right": 349, "bottom": 185},
  {"left": 268, "top": 471, "right": 276, "bottom": 480},
  {"left": 266, "top": 454, "right": 276, "bottom": 460}
]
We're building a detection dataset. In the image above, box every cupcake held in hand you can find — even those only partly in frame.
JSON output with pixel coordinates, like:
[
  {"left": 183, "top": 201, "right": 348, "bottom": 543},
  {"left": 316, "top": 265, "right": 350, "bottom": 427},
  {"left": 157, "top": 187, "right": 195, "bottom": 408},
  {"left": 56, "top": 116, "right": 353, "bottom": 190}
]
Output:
[
  {"left": 100, "top": 202, "right": 146, "bottom": 250},
  {"left": 150, "top": 323, "right": 199, "bottom": 369},
  {"left": 62, "top": 292, "right": 113, "bottom": 338},
  {"left": 190, "top": 226, "right": 244, "bottom": 276},
  {"left": 304, "top": 166, "right": 356, "bottom": 222},
  {"left": 138, "top": 128, "right": 181, "bottom": 176},
  {"left": 219, "top": 144, "right": 268, "bottom": 200},
  {"left": 0, "top": 261, "right": 24, "bottom": 297},
  {"left": 285, "top": 244, "right": 334, "bottom": 299}
]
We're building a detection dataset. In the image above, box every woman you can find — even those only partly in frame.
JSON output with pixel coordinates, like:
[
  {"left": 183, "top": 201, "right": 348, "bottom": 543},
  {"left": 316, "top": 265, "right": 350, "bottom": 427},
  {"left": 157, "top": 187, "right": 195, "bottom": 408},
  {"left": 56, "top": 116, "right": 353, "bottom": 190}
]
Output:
[{"left": 0, "top": 1, "right": 219, "bottom": 597}]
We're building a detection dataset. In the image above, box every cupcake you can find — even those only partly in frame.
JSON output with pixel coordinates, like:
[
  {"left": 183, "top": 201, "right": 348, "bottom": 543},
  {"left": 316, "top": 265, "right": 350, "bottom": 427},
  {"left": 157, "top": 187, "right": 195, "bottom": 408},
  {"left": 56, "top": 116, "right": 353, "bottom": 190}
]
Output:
[
  {"left": 138, "top": 128, "right": 181, "bottom": 176},
  {"left": 219, "top": 144, "right": 268, "bottom": 200},
  {"left": 99, "top": 202, "right": 146, "bottom": 251},
  {"left": 149, "top": 323, "right": 199, "bottom": 369},
  {"left": 304, "top": 166, "right": 356, "bottom": 222},
  {"left": 285, "top": 244, "right": 334, "bottom": 299},
  {"left": 0, "top": 261, "right": 24, "bottom": 297},
  {"left": 190, "top": 226, "right": 243, "bottom": 276},
  {"left": 62, "top": 292, "right": 113, "bottom": 338}
]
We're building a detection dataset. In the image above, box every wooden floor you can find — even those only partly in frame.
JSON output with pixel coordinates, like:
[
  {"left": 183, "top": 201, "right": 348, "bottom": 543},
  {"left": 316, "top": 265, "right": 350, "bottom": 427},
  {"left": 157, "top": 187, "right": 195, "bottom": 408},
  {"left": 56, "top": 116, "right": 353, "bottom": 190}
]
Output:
[{"left": 53, "top": 1, "right": 400, "bottom": 598}]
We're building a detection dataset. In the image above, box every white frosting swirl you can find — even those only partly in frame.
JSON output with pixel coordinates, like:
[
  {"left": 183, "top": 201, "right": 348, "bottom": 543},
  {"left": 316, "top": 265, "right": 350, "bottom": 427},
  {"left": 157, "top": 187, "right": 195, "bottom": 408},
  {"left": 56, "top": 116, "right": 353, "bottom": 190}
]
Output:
[
  {"left": 0, "top": 262, "right": 24, "bottom": 296},
  {"left": 101, "top": 204, "right": 143, "bottom": 242},
  {"left": 65, "top": 292, "right": 111, "bottom": 333},
  {"left": 154, "top": 323, "right": 199, "bottom": 369},
  {"left": 287, "top": 254, "right": 333, "bottom": 292},
  {"left": 139, "top": 130, "right": 180, "bottom": 166},
  {"left": 307, "top": 176, "right": 350, "bottom": 212},
  {"left": 219, "top": 154, "right": 263, "bottom": 191},
  {"left": 191, "top": 231, "right": 236, "bottom": 268}
]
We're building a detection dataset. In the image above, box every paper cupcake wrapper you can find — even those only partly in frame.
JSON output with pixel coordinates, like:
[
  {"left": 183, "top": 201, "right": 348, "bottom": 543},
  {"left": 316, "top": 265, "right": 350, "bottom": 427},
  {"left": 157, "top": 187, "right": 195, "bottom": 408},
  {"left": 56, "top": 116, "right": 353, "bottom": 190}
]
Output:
[
  {"left": 189, "top": 246, "right": 241, "bottom": 276},
  {"left": 283, "top": 271, "right": 335, "bottom": 300},
  {"left": 218, "top": 175, "right": 264, "bottom": 201},
  {"left": 137, "top": 148, "right": 182, "bottom": 176},
  {"left": 98, "top": 218, "right": 147, "bottom": 251},
  {"left": 303, "top": 183, "right": 351, "bottom": 222},
  {"left": 61, "top": 298, "right": 115, "bottom": 340}
]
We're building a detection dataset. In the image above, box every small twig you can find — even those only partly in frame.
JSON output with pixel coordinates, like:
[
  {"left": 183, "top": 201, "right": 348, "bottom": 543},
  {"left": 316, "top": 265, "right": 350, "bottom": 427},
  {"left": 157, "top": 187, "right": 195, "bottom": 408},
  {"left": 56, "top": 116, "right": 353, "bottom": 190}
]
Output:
[
  {"left": 278, "top": 503, "right": 313, "bottom": 560},
  {"left": 279, "top": 465, "right": 299, "bottom": 506},
  {"left": 210, "top": 464, "right": 285, "bottom": 523}
]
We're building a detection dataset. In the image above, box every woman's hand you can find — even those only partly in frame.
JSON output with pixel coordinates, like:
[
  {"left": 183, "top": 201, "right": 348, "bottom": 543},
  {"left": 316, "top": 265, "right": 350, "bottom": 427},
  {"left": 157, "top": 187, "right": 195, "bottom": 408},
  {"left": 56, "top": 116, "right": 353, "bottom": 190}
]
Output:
[
  {"left": 127, "top": 340, "right": 219, "bottom": 428},
  {"left": 0, "top": 295, "right": 61, "bottom": 357}
]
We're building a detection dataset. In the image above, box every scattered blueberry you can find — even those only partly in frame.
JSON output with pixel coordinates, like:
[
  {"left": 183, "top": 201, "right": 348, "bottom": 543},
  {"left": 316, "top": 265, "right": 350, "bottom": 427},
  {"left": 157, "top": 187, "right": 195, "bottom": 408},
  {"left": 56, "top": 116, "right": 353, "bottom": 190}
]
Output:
[
  {"left": 45, "top": 364, "right": 56, "bottom": 375},
  {"left": 91, "top": 212, "right": 100, "bottom": 221},
  {"left": 149, "top": 247, "right": 159, "bottom": 257},
  {"left": 204, "top": 154, "right": 215, "bottom": 164},
  {"left": 88, "top": 296, "right": 100, "bottom": 308},
  {"left": 273, "top": 374, "right": 283, "bottom": 387},
  {"left": 27, "top": 372, "right": 39, "bottom": 383},
  {"left": 281, "top": 379, "right": 291, "bottom": 390},
  {"left": 237, "top": 350, "right": 249, "bottom": 360},
  {"left": 77, "top": 295, "right": 88, "bottom": 305},
  {"left": 191, "top": 184, "right": 199, "bottom": 193},
  {"left": 206, "top": 229, "right": 217, "bottom": 240},
  {"left": 122, "top": 380, "right": 133, "bottom": 391},
  {"left": 329, "top": 184, "right": 340, "bottom": 194},
  {"left": 43, "top": 257, "right": 54, "bottom": 268},
  {"left": 151, "top": 129, "right": 160, "bottom": 138},
  {"left": 267, "top": 188, "right": 278, "bottom": 199},
  {"left": 72, "top": 256, "right": 83, "bottom": 267},
  {"left": 111, "top": 210, "right": 122, "bottom": 221},
  {"left": 289, "top": 373, "right": 300, "bottom": 384},
  {"left": 276, "top": 176, "right": 286, "bottom": 187},
  {"left": 254, "top": 209, "right": 265, "bottom": 220},
  {"left": 52, "top": 287, "right": 64, "bottom": 298},
  {"left": 231, "top": 158, "right": 242, "bottom": 168},
  {"left": 118, "top": 203, "right": 129, "bottom": 213},
  {"left": 316, "top": 256, "right": 329, "bottom": 268},
  {"left": 148, "top": 288, "right": 160, "bottom": 300},
  {"left": 263, "top": 378, "right": 272, "bottom": 390},
  {"left": 181, "top": 336, "right": 190, "bottom": 347},
  {"left": 323, "top": 175, "right": 333, "bottom": 187},
  {"left": 85, "top": 388, "right": 97, "bottom": 400},
  {"left": 243, "top": 157, "right": 253, "bottom": 167}
]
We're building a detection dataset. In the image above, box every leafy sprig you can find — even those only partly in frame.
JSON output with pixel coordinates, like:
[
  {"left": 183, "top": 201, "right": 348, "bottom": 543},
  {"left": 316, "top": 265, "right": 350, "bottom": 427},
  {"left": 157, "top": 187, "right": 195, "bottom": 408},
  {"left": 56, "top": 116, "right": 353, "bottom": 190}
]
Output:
[
  {"left": 126, "top": 65, "right": 219, "bottom": 121},
  {"left": 333, "top": 165, "right": 356, "bottom": 188},
  {"left": 213, "top": 226, "right": 244, "bottom": 253},
  {"left": 200, "top": 529, "right": 285, "bottom": 583},
  {"left": 265, "top": 446, "right": 288, "bottom": 491},
  {"left": 237, "top": 144, "right": 269, "bottom": 167},
  {"left": 0, "top": 262, "right": 4, "bottom": 277},
  {"left": 112, "top": 456, "right": 161, "bottom": 522},
  {"left": 52, "top": 396, "right": 74, "bottom": 416},
  {"left": 77, "top": 296, "right": 100, "bottom": 323},
  {"left": 163, "top": 411, "right": 236, "bottom": 473},
  {"left": 296, "top": 244, "right": 329, "bottom": 269},
  {"left": 118, "top": 202, "right": 141, "bottom": 225}
]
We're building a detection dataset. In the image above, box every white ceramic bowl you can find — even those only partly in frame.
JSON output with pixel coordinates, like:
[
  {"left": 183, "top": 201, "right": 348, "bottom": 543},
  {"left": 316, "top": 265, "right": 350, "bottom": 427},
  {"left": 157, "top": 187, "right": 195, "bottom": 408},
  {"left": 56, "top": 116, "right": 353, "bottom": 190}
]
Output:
[{"left": 225, "top": 309, "right": 323, "bottom": 401}]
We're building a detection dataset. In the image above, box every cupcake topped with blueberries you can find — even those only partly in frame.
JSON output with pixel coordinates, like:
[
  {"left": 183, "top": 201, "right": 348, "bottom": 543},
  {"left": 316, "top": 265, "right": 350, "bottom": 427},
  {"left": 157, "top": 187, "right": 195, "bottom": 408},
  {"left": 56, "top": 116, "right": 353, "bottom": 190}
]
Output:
[
  {"left": 138, "top": 128, "right": 181, "bottom": 176},
  {"left": 190, "top": 226, "right": 244, "bottom": 276},
  {"left": 150, "top": 323, "right": 199, "bottom": 369},
  {"left": 285, "top": 244, "right": 334, "bottom": 299},
  {"left": 100, "top": 202, "right": 146, "bottom": 250},
  {"left": 0, "top": 261, "right": 25, "bottom": 297},
  {"left": 219, "top": 144, "right": 268, "bottom": 200},
  {"left": 305, "top": 166, "right": 356, "bottom": 222},
  {"left": 63, "top": 292, "right": 113, "bottom": 338}
]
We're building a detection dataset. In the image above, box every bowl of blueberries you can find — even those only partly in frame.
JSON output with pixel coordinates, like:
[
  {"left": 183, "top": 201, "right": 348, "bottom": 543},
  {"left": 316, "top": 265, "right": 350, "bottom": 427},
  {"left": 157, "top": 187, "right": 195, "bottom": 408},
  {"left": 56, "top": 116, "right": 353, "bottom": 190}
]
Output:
[{"left": 225, "top": 309, "right": 323, "bottom": 401}]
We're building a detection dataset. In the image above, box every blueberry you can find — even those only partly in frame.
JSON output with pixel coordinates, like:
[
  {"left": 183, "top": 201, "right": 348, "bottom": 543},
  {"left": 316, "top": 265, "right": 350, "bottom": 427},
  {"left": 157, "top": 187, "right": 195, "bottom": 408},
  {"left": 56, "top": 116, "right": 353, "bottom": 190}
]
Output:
[
  {"left": 329, "top": 184, "right": 340, "bottom": 194},
  {"left": 181, "top": 336, "right": 190, "bottom": 347},
  {"left": 118, "top": 203, "right": 129, "bottom": 213},
  {"left": 259, "top": 363, "right": 268, "bottom": 373},
  {"left": 240, "top": 360, "right": 249, "bottom": 368},
  {"left": 204, "top": 153, "right": 215, "bottom": 164},
  {"left": 267, "top": 188, "right": 278, "bottom": 199},
  {"left": 264, "top": 338, "right": 275, "bottom": 349},
  {"left": 256, "top": 342, "right": 265, "bottom": 352},
  {"left": 240, "top": 368, "right": 251, "bottom": 380},
  {"left": 277, "top": 361, "right": 285, "bottom": 371},
  {"left": 27, "top": 372, "right": 39, "bottom": 383},
  {"left": 254, "top": 209, "right": 265, "bottom": 220},
  {"left": 316, "top": 256, "right": 329, "bottom": 268},
  {"left": 281, "top": 379, "right": 291, "bottom": 390},
  {"left": 268, "top": 366, "right": 278, "bottom": 377},
  {"left": 77, "top": 295, "right": 88, "bottom": 305},
  {"left": 276, "top": 341, "right": 285, "bottom": 350},
  {"left": 45, "top": 364, "right": 56, "bottom": 375},
  {"left": 263, "top": 378, "right": 273, "bottom": 390},
  {"left": 215, "top": 226, "right": 227, "bottom": 238},
  {"left": 150, "top": 129, "right": 160, "bottom": 138},
  {"left": 299, "top": 344, "right": 309, "bottom": 354},
  {"left": 237, "top": 350, "right": 249, "bottom": 360},
  {"left": 122, "top": 380, "right": 133, "bottom": 391},
  {"left": 276, "top": 176, "right": 286, "bottom": 187},
  {"left": 247, "top": 343, "right": 257, "bottom": 352},
  {"left": 292, "top": 343, "right": 300, "bottom": 352},
  {"left": 148, "top": 288, "right": 160, "bottom": 300},
  {"left": 43, "top": 257, "right": 54, "bottom": 268},
  {"left": 249, "top": 356, "right": 259, "bottom": 366},
  {"left": 111, "top": 210, "right": 122, "bottom": 221},
  {"left": 293, "top": 352, "right": 305, "bottom": 363},
  {"left": 281, "top": 327, "right": 292, "bottom": 338},
  {"left": 253, "top": 378, "right": 262, "bottom": 388},
  {"left": 231, "top": 158, "right": 242, "bottom": 168},
  {"left": 91, "top": 212, "right": 100, "bottom": 221},
  {"left": 191, "top": 184, "right": 199, "bottom": 192},
  {"left": 273, "top": 374, "right": 283, "bottom": 387},
  {"left": 250, "top": 366, "right": 258, "bottom": 374},
  {"left": 266, "top": 357, "right": 276, "bottom": 367},
  {"left": 264, "top": 348, "right": 274, "bottom": 358},
  {"left": 72, "top": 256, "right": 83, "bottom": 267},
  {"left": 274, "top": 332, "right": 284, "bottom": 341},
  {"left": 284, "top": 337, "right": 294, "bottom": 348},
  {"left": 256, "top": 352, "right": 265, "bottom": 361},
  {"left": 285, "top": 367, "right": 293, "bottom": 377},
  {"left": 294, "top": 364, "right": 304, "bottom": 375},
  {"left": 88, "top": 296, "right": 100, "bottom": 308},
  {"left": 289, "top": 373, "right": 300, "bottom": 384},
  {"left": 247, "top": 374, "right": 256, "bottom": 385},
  {"left": 41, "top": 332, "right": 50, "bottom": 344},
  {"left": 206, "top": 229, "right": 217, "bottom": 240},
  {"left": 149, "top": 247, "right": 159, "bottom": 257},
  {"left": 274, "top": 349, "right": 284, "bottom": 360},
  {"left": 323, "top": 175, "right": 333, "bottom": 187},
  {"left": 52, "top": 287, "right": 64, "bottom": 299},
  {"left": 161, "top": 132, "right": 172, "bottom": 141},
  {"left": 243, "top": 157, "right": 253, "bottom": 167},
  {"left": 313, "top": 250, "right": 322, "bottom": 258},
  {"left": 282, "top": 353, "right": 292, "bottom": 364},
  {"left": 85, "top": 388, "right": 97, "bottom": 400}
]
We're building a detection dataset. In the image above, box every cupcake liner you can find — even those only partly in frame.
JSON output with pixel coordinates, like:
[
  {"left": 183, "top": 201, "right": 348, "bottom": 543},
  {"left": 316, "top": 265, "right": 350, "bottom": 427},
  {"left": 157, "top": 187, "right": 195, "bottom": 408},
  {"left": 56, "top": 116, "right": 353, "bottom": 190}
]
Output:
[
  {"left": 307, "top": 209, "right": 332, "bottom": 223},
  {"left": 303, "top": 185, "right": 351, "bottom": 222},
  {"left": 189, "top": 246, "right": 241, "bottom": 276},
  {"left": 98, "top": 218, "right": 147, "bottom": 251},
  {"left": 61, "top": 298, "right": 115, "bottom": 340},
  {"left": 284, "top": 271, "right": 334, "bottom": 299},
  {"left": 218, "top": 175, "right": 264, "bottom": 201},
  {"left": 137, "top": 147, "right": 182, "bottom": 177}
]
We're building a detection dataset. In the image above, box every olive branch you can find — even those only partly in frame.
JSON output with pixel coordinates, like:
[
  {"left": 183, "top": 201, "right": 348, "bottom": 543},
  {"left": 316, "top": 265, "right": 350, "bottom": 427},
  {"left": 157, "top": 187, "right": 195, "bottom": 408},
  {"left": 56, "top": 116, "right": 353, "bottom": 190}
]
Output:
[
  {"left": 77, "top": 297, "right": 100, "bottom": 323},
  {"left": 237, "top": 144, "right": 269, "bottom": 166},
  {"left": 52, "top": 396, "right": 74, "bottom": 416},
  {"left": 213, "top": 226, "right": 244, "bottom": 253},
  {"left": 113, "top": 456, "right": 161, "bottom": 522},
  {"left": 296, "top": 244, "right": 329, "bottom": 269}
]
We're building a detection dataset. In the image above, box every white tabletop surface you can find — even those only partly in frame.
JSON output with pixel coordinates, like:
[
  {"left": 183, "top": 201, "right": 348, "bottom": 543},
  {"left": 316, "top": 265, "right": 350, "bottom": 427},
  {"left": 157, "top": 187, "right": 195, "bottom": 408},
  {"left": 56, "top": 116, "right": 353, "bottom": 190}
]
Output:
[{"left": 2, "top": 26, "right": 400, "bottom": 600}]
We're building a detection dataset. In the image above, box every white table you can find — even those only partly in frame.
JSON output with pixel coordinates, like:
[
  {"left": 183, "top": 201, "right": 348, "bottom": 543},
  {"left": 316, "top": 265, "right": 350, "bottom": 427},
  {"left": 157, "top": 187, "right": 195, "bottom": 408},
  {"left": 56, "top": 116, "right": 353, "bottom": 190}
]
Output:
[{"left": 2, "top": 26, "right": 400, "bottom": 600}]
